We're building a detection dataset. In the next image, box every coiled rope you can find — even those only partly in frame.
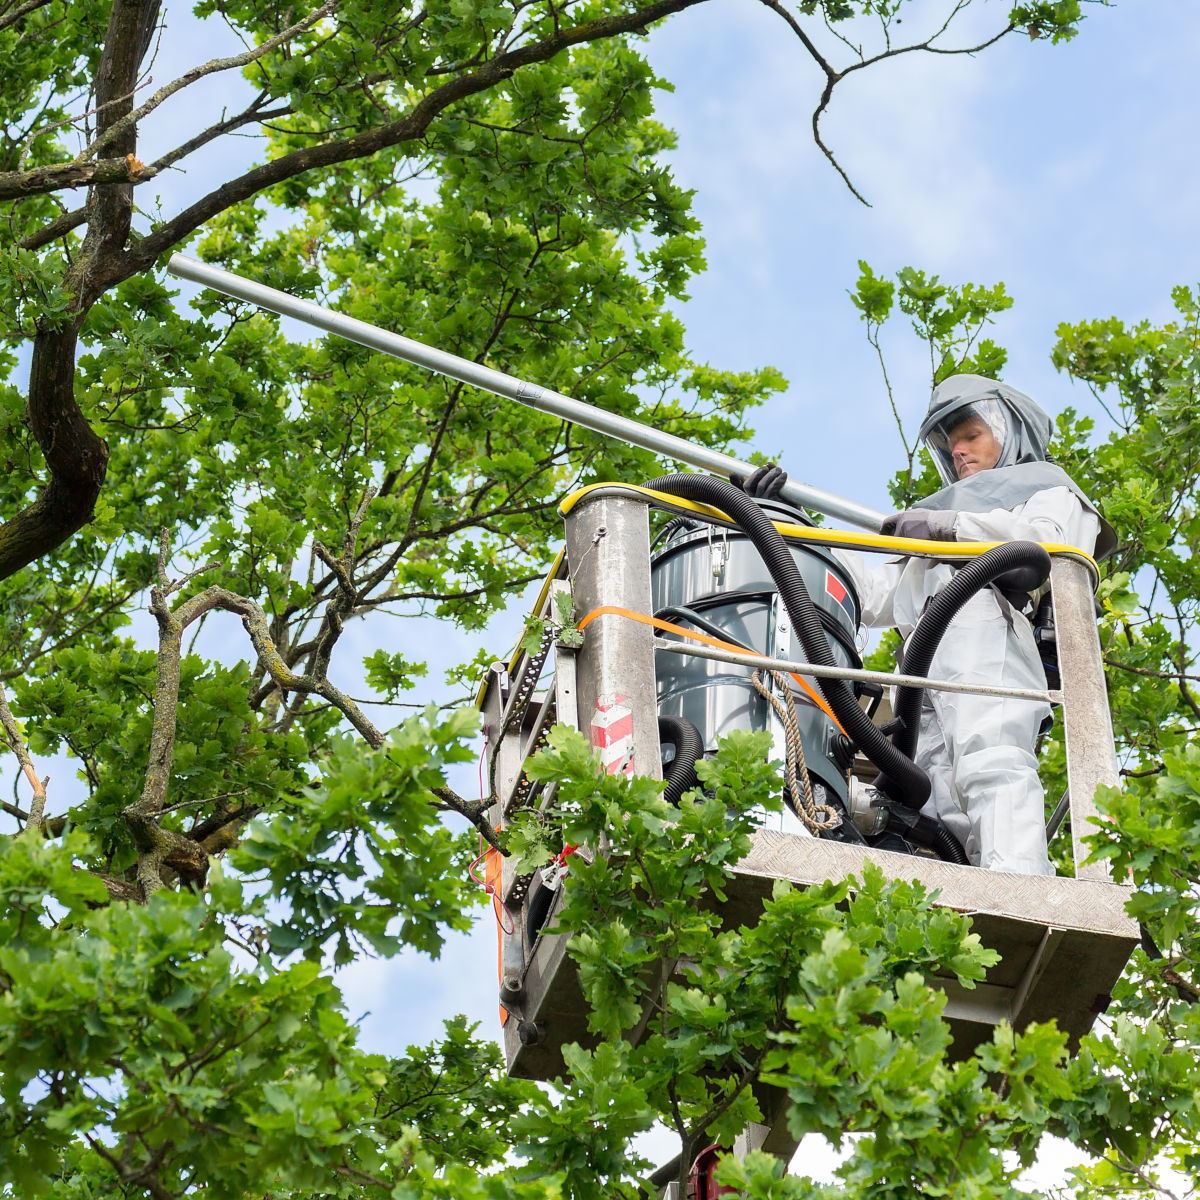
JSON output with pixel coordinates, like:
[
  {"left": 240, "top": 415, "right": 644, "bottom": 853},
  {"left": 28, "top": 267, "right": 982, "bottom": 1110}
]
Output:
[{"left": 751, "top": 669, "right": 839, "bottom": 836}]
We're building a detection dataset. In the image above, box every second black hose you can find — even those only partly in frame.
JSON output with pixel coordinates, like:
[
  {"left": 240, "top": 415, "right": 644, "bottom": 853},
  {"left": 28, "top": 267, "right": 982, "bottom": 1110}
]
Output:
[
  {"left": 889, "top": 542, "right": 1052, "bottom": 761},
  {"left": 659, "top": 714, "right": 704, "bottom": 805}
]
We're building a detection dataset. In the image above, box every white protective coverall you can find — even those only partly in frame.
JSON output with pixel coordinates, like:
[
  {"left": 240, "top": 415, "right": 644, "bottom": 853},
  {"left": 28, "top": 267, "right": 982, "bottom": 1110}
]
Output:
[{"left": 833, "top": 377, "right": 1105, "bottom": 875}]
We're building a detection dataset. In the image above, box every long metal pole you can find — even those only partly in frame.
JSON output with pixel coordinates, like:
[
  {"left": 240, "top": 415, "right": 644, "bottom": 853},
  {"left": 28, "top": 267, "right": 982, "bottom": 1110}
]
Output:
[
  {"left": 166, "top": 254, "right": 886, "bottom": 530},
  {"left": 654, "top": 640, "right": 1057, "bottom": 704}
]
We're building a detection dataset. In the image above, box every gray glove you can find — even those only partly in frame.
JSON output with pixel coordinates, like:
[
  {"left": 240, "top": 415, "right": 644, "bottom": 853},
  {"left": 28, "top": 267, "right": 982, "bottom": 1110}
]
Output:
[
  {"left": 880, "top": 509, "right": 957, "bottom": 541},
  {"left": 731, "top": 463, "right": 787, "bottom": 500}
]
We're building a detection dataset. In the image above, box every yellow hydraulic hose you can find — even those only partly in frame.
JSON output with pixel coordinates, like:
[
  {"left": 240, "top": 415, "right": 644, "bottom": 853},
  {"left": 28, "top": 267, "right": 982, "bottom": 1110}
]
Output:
[{"left": 558, "top": 482, "right": 1099, "bottom": 583}]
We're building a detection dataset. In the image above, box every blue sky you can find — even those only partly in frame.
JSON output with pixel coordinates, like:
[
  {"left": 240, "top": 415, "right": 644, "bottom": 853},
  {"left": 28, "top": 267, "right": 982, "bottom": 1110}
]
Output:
[{"left": 643, "top": 0, "right": 1200, "bottom": 514}]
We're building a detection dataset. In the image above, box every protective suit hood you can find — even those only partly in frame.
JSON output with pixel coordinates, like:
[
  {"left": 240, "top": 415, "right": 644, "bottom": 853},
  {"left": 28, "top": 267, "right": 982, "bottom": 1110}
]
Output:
[
  {"left": 913, "top": 374, "right": 1116, "bottom": 560},
  {"left": 919, "top": 374, "right": 1051, "bottom": 474}
]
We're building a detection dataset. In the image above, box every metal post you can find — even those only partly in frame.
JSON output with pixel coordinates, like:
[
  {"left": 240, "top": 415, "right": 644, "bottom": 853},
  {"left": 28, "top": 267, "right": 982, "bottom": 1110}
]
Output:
[
  {"left": 563, "top": 493, "right": 662, "bottom": 783},
  {"left": 1050, "top": 557, "right": 1119, "bottom": 881},
  {"left": 166, "top": 254, "right": 886, "bottom": 530}
]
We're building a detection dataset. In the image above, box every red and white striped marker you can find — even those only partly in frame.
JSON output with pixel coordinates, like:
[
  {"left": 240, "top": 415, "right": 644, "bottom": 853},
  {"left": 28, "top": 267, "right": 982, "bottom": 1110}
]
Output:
[{"left": 591, "top": 694, "right": 636, "bottom": 777}]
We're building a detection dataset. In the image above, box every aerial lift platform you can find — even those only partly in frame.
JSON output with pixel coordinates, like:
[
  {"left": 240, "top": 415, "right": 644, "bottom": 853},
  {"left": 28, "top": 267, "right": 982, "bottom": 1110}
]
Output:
[{"left": 479, "top": 487, "right": 1137, "bottom": 1088}]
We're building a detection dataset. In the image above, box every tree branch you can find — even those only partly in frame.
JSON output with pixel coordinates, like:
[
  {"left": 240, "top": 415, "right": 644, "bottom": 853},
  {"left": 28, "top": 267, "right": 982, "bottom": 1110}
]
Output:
[
  {"left": 73, "top": 0, "right": 160, "bottom": 296},
  {"left": 307, "top": 485, "right": 377, "bottom": 681},
  {"left": 0, "top": 154, "right": 148, "bottom": 202},
  {"left": 17, "top": 93, "right": 291, "bottom": 252},
  {"left": 85, "top": 0, "right": 339, "bottom": 163},
  {"left": 0, "top": 1, "right": 161, "bottom": 584},
  {"left": 4, "top": 0, "right": 710, "bottom": 584},
  {"left": 123, "top": 528, "right": 390, "bottom": 897},
  {"left": 1107, "top": 657, "right": 1200, "bottom": 685},
  {"left": 0, "top": 321, "right": 111, "bottom": 583},
  {"left": 16, "top": 205, "right": 87, "bottom": 252},
  {"left": 123, "top": 532, "right": 214, "bottom": 896},
  {"left": 756, "top": 0, "right": 1017, "bottom": 205},
  {"left": 0, "top": 680, "right": 48, "bottom": 832},
  {"left": 432, "top": 784, "right": 506, "bottom": 854},
  {"left": 0, "top": 0, "right": 53, "bottom": 36},
  {"left": 119, "top": 0, "right": 711, "bottom": 279}
]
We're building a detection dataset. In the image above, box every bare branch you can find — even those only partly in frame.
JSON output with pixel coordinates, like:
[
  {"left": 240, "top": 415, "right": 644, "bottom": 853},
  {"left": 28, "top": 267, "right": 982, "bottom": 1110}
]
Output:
[
  {"left": 126, "top": 526, "right": 383, "bottom": 897},
  {"left": 756, "top": 0, "right": 1017, "bottom": 206},
  {"left": 0, "top": 0, "right": 53, "bottom": 37},
  {"left": 18, "top": 79, "right": 152, "bottom": 168},
  {"left": 17, "top": 205, "right": 87, "bottom": 252},
  {"left": 154, "top": 529, "right": 223, "bottom": 600},
  {"left": 85, "top": 0, "right": 339, "bottom": 163},
  {"left": 432, "top": 784, "right": 506, "bottom": 854},
  {"left": 190, "top": 586, "right": 385, "bottom": 745},
  {"left": 307, "top": 485, "right": 378, "bottom": 682},
  {"left": 0, "top": 681, "right": 48, "bottom": 832},
  {"left": 1106, "top": 658, "right": 1200, "bottom": 685},
  {"left": 147, "top": 94, "right": 291, "bottom": 179}
]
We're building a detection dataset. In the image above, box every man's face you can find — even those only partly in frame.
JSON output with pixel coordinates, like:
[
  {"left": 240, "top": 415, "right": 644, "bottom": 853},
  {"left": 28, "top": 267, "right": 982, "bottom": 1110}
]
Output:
[{"left": 947, "top": 415, "right": 1002, "bottom": 479}]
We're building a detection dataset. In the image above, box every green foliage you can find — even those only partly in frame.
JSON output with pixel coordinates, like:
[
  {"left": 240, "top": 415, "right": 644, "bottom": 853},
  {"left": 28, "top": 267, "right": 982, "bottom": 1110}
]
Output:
[
  {"left": 1010, "top": 0, "right": 1088, "bottom": 43},
  {"left": 862, "top": 626, "right": 901, "bottom": 673},
  {"left": 0, "top": 0, "right": 800, "bottom": 1188},
  {"left": 363, "top": 649, "right": 429, "bottom": 700},
  {"left": 232, "top": 708, "right": 480, "bottom": 963},
  {"left": 852, "top": 261, "right": 1012, "bottom": 387},
  {"left": 0, "top": 247, "right": 71, "bottom": 332},
  {"left": 1085, "top": 747, "right": 1200, "bottom": 1032},
  {"left": 519, "top": 591, "right": 585, "bottom": 667},
  {"left": 1050, "top": 286, "right": 1200, "bottom": 870},
  {"left": 0, "top": 821, "right": 551, "bottom": 1197},
  {"left": 14, "top": 643, "right": 319, "bottom": 861},
  {"left": 852, "top": 262, "right": 1200, "bottom": 1192},
  {"left": 0, "top": 832, "right": 379, "bottom": 1197},
  {"left": 507, "top": 732, "right": 1060, "bottom": 1196},
  {"left": 849, "top": 260, "right": 895, "bottom": 323},
  {"left": 852, "top": 261, "right": 1013, "bottom": 506}
]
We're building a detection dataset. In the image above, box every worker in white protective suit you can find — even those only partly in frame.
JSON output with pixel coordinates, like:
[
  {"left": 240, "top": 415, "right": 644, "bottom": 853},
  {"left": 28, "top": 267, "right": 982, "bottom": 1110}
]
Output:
[{"left": 739, "top": 375, "right": 1113, "bottom": 875}]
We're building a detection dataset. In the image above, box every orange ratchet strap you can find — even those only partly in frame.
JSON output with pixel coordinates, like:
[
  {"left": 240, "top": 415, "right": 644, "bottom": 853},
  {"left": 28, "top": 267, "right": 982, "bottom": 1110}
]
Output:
[{"left": 574, "top": 605, "right": 848, "bottom": 738}]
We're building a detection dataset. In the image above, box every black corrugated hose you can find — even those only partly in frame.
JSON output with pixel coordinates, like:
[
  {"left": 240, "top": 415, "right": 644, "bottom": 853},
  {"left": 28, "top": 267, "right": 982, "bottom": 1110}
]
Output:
[
  {"left": 658, "top": 714, "right": 704, "bottom": 805},
  {"left": 644, "top": 473, "right": 933, "bottom": 808},
  {"left": 857, "top": 543, "right": 1050, "bottom": 868},
  {"left": 914, "top": 811, "right": 971, "bottom": 867},
  {"left": 645, "top": 476, "right": 1058, "bottom": 869},
  {"left": 879, "top": 541, "right": 1052, "bottom": 772}
]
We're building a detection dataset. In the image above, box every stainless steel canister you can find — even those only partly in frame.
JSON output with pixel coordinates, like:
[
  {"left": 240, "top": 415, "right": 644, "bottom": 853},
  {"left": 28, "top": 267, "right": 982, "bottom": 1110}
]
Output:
[{"left": 650, "top": 513, "right": 861, "bottom": 802}]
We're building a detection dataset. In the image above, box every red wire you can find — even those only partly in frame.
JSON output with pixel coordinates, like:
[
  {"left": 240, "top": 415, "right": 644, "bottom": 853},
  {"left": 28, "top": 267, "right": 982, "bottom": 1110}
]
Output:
[
  {"left": 468, "top": 834, "right": 515, "bottom": 936},
  {"left": 467, "top": 835, "right": 487, "bottom": 886}
]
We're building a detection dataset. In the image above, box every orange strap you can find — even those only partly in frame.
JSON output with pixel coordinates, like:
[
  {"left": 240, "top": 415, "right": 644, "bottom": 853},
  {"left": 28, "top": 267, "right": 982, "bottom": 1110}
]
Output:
[
  {"left": 575, "top": 605, "right": 848, "bottom": 737},
  {"left": 483, "top": 846, "right": 509, "bottom": 1026}
]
